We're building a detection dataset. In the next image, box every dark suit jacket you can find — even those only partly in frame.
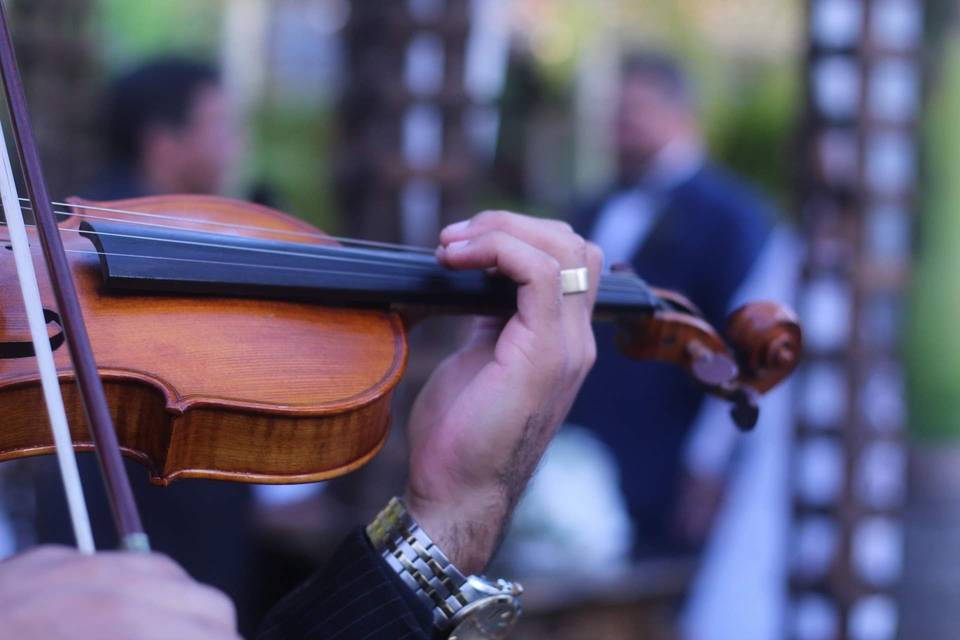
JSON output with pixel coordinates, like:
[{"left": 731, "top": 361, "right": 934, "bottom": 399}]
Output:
[
  {"left": 259, "top": 529, "right": 433, "bottom": 640},
  {"left": 567, "top": 164, "right": 772, "bottom": 555}
]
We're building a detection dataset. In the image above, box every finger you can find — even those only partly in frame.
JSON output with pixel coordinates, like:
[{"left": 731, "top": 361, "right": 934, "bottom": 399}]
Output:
[
  {"left": 6, "top": 549, "right": 187, "bottom": 582},
  {"left": 584, "top": 241, "right": 604, "bottom": 312},
  {"left": 442, "top": 214, "right": 601, "bottom": 388},
  {"left": 116, "top": 611, "right": 241, "bottom": 640},
  {"left": 442, "top": 212, "right": 593, "bottom": 374},
  {"left": 0, "top": 546, "right": 79, "bottom": 598},
  {"left": 442, "top": 210, "right": 573, "bottom": 245},
  {"left": 562, "top": 241, "right": 602, "bottom": 374},
  {"left": 131, "top": 624, "right": 241, "bottom": 640},
  {"left": 116, "top": 579, "right": 238, "bottom": 633},
  {"left": 38, "top": 590, "right": 241, "bottom": 640},
  {"left": 456, "top": 213, "right": 596, "bottom": 375},
  {"left": 574, "top": 241, "right": 602, "bottom": 378},
  {"left": 441, "top": 210, "right": 586, "bottom": 270},
  {"left": 438, "top": 231, "right": 562, "bottom": 332},
  {"left": 85, "top": 551, "right": 190, "bottom": 580},
  {"left": 2, "top": 545, "right": 76, "bottom": 568},
  {"left": 158, "top": 582, "right": 237, "bottom": 632},
  {"left": 441, "top": 212, "right": 592, "bottom": 372},
  {"left": 6, "top": 552, "right": 195, "bottom": 612}
]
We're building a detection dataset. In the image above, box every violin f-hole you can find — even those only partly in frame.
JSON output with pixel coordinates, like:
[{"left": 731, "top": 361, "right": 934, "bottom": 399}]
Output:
[{"left": 0, "top": 308, "right": 65, "bottom": 358}]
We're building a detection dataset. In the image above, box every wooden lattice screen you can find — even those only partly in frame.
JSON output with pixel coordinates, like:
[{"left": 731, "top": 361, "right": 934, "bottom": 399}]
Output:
[
  {"left": 9, "top": 0, "right": 101, "bottom": 200},
  {"left": 337, "top": 0, "right": 494, "bottom": 246},
  {"left": 790, "top": 1, "right": 922, "bottom": 638}
]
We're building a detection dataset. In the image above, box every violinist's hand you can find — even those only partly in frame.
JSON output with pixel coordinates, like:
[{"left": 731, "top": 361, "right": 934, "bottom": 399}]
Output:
[
  {"left": 0, "top": 546, "right": 239, "bottom": 640},
  {"left": 405, "top": 211, "right": 602, "bottom": 574}
]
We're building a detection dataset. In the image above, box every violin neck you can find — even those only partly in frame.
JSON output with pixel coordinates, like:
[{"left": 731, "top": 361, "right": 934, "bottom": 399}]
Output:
[{"left": 79, "top": 221, "right": 664, "bottom": 318}]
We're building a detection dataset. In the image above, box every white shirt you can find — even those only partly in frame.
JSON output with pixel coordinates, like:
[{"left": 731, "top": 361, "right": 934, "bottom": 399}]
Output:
[
  {"left": 590, "top": 188, "right": 658, "bottom": 267},
  {"left": 591, "top": 142, "right": 799, "bottom": 640},
  {"left": 681, "top": 228, "right": 801, "bottom": 640},
  {"left": 589, "top": 138, "right": 705, "bottom": 268}
]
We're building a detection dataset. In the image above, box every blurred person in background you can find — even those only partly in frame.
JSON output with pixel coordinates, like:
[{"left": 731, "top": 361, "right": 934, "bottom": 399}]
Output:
[
  {"left": 569, "top": 50, "right": 773, "bottom": 558},
  {"left": 83, "top": 58, "right": 238, "bottom": 200},
  {"left": 566, "top": 50, "right": 796, "bottom": 639},
  {"left": 32, "top": 57, "right": 266, "bottom": 635}
]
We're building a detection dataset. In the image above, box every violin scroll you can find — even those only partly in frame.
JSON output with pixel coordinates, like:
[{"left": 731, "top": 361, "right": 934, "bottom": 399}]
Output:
[
  {"left": 615, "top": 300, "right": 801, "bottom": 431},
  {"left": 725, "top": 302, "right": 802, "bottom": 394}
]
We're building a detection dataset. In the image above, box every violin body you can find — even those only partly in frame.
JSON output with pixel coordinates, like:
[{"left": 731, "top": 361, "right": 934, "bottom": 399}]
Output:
[{"left": 0, "top": 195, "right": 406, "bottom": 485}]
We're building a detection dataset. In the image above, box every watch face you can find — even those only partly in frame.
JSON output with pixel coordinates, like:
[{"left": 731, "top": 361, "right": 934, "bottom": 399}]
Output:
[{"left": 448, "top": 596, "right": 520, "bottom": 640}]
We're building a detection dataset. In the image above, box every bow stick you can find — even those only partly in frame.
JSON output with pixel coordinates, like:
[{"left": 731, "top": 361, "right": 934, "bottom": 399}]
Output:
[
  {"left": 0, "top": 3, "right": 149, "bottom": 552},
  {"left": 0, "top": 121, "right": 95, "bottom": 553}
]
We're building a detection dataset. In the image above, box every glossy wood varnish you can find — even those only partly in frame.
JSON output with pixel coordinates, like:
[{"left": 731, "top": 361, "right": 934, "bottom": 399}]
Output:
[{"left": 0, "top": 196, "right": 406, "bottom": 485}]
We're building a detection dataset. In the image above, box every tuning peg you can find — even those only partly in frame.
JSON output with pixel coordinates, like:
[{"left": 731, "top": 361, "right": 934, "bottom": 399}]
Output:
[
  {"left": 687, "top": 339, "right": 738, "bottom": 387},
  {"left": 728, "top": 386, "right": 760, "bottom": 431}
]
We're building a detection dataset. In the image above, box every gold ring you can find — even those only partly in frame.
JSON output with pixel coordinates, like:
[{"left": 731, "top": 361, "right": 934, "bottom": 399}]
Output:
[{"left": 560, "top": 267, "right": 590, "bottom": 295}]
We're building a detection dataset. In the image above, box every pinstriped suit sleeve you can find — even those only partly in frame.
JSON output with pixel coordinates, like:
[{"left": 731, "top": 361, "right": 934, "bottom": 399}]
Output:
[{"left": 257, "top": 529, "right": 433, "bottom": 640}]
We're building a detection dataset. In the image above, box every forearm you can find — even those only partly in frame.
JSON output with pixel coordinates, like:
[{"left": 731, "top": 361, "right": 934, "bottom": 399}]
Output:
[
  {"left": 405, "top": 486, "right": 510, "bottom": 576},
  {"left": 405, "top": 407, "right": 558, "bottom": 575}
]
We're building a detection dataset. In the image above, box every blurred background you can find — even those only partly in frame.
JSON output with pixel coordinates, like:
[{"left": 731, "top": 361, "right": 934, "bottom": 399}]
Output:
[{"left": 0, "top": 0, "right": 958, "bottom": 639}]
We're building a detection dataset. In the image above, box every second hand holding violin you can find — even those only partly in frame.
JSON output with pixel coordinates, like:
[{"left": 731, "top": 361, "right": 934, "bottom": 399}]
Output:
[{"left": 405, "top": 211, "right": 603, "bottom": 575}]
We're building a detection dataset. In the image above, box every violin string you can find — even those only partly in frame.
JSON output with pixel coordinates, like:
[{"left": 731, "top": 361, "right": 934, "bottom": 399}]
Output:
[
  {"left": 60, "top": 247, "right": 451, "bottom": 282},
  {"left": 20, "top": 199, "right": 647, "bottom": 294},
  {"left": 4, "top": 200, "right": 652, "bottom": 294},
  {"left": 3, "top": 193, "right": 662, "bottom": 295},
  {"left": 3, "top": 220, "right": 495, "bottom": 286},
  {"left": 15, "top": 204, "right": 547, "bottom": 281},
  {"left": 1, "top": 219, "right": 650, "bottom": 298},
  {"left": 18, "top": 197, "right": 436, "bottom": 255},
  {"left": 1, "top": 205, "right": 652, "bottom": 296},
  {"left": 3, "top": 215, "right": 457, "bottom": 276},
  {"left": 56, "top": 248, "right": 653, "bottom": 307},
  {"left": 54, "top": 225, "right": 455, "bottom": 274}
]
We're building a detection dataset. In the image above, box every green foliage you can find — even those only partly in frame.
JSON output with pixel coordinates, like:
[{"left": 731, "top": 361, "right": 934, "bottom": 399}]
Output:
[
  {"left": 93, "top": 1, "right": 336, "bottom": 230},
  {"left": 247, "top": 104, "right": 338, "bottom": 233},
  {"left": 706, "top": 66, "right": 798, "bottom": 211},
  {"left": 517, "top": 1, "right": 799, "bottom": 211},
  {"left": 907, "top": 38, "right": 960, "bottom": 439},
  {"left": 95, "top": 0, "right": 223, "bottom": 68}
]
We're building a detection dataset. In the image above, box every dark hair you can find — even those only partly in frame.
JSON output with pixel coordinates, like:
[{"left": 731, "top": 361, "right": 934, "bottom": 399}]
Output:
[
  {"left": 621, "top": 51, "right": 694, "bottom": 106},
  {"left": 105, "top": 57, "right": 220, "bottom": 164}
]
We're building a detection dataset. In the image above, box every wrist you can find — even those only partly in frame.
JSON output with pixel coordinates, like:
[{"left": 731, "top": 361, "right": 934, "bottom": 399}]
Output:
[
  {"left": 404, "top": 486, "right": 508, "bottom": 575},
  {"left": 367, "top": 496, "right": 523, "bottom": 639}
]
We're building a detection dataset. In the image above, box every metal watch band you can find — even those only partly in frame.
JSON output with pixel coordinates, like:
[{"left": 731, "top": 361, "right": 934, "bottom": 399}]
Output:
[{"left": 366, "top": 497, "right": 470, "bottom": 629}]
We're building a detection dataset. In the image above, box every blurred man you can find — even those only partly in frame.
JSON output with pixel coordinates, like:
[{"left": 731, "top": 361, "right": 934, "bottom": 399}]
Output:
[
  {"left": 567, "top": 52, "right": 774, "bottom": 556},
  {"left": 32, "top": 57, "right": 260, "bottom": 632},
  {"left": 84, "top": 58, "right": 238, "bottom": 199}
]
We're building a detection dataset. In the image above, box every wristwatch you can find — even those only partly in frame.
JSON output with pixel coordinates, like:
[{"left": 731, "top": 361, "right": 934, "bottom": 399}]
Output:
[{"left": 367, "top": 497, "right": 523, "bottom": 639}]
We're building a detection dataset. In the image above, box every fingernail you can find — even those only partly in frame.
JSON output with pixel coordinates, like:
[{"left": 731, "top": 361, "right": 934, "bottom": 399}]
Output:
[
  {"left": 446, "top": 240, "right": 470, "bottom": 252},
  {"left": 444, "top": 220, "right": 470, "bottom": 235}
]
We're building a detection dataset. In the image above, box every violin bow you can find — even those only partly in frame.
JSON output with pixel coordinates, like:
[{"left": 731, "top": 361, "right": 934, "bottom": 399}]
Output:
[
  {"left": 0, "top": 4, "right": 149, "bottom": 552},
  {"left": 0, "top": 114, "right": 96, "bottom": 552}
]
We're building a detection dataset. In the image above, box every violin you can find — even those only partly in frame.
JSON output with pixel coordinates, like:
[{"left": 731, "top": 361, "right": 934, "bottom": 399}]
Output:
[
  {"left": 0, "top": 2, "right": 800, "bottom": 553},
  {"left": 0, "top": 193, "right": 801, "bottom": 487}
]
